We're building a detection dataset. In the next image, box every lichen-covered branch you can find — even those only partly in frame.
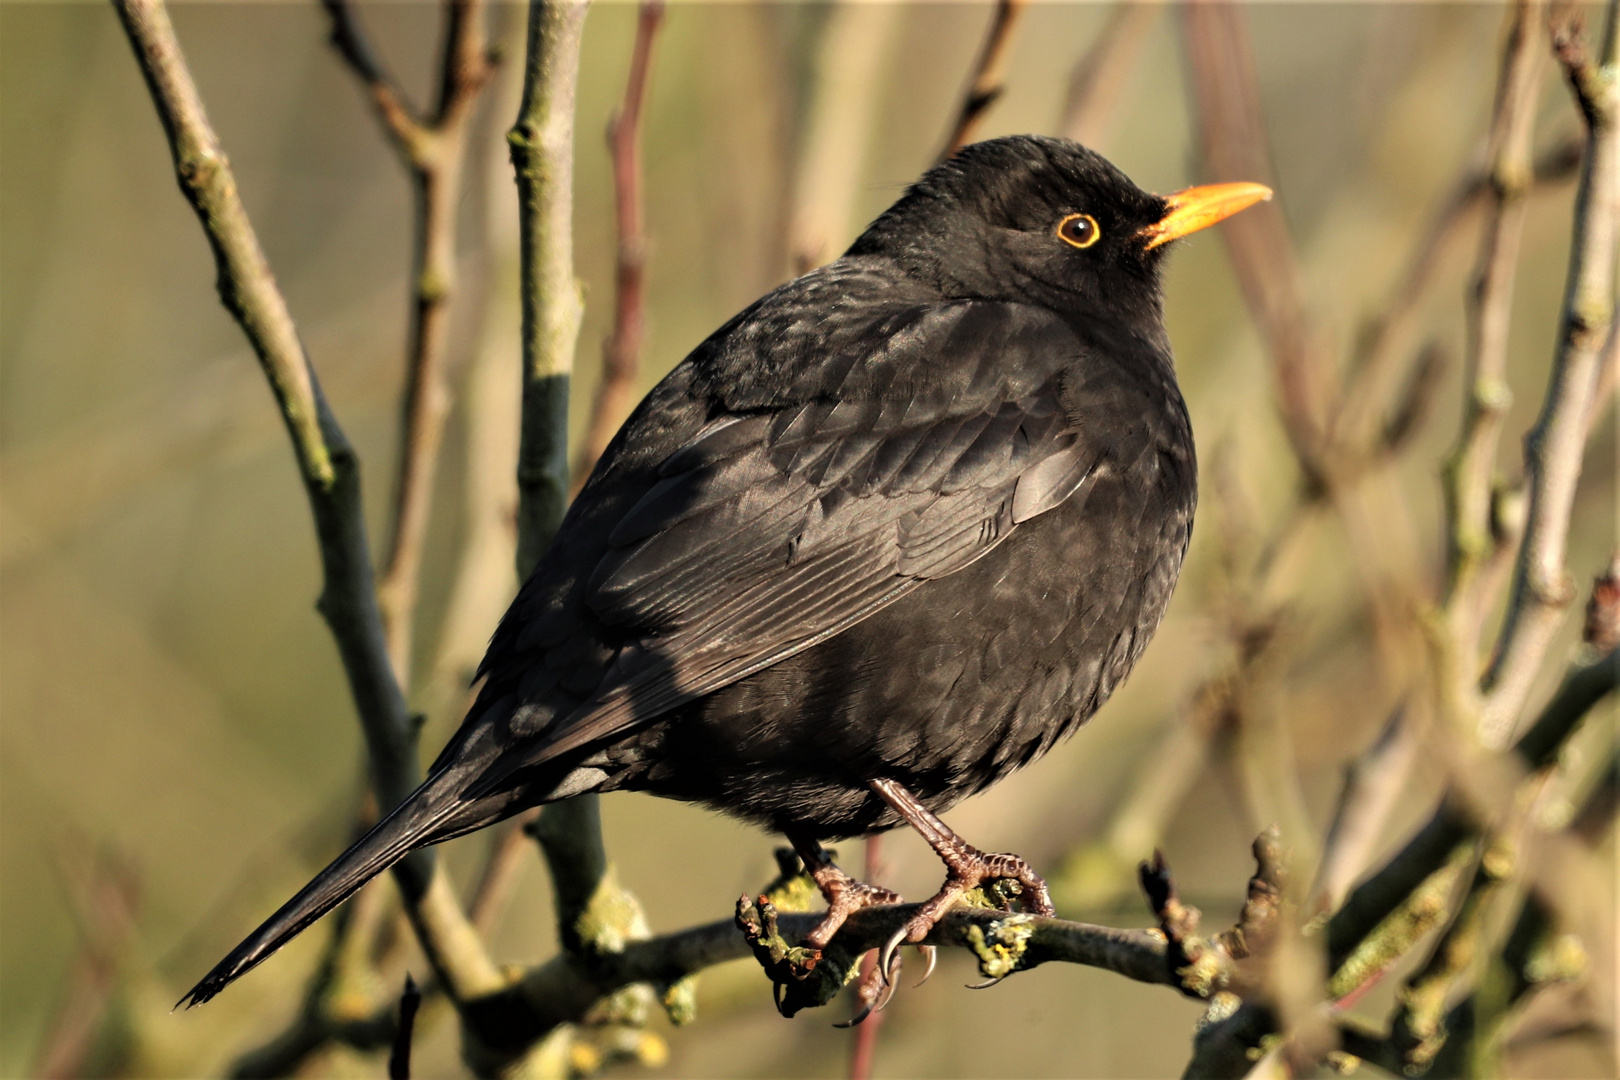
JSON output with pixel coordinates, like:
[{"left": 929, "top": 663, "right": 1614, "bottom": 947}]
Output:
[{"left": 1326, "top": 644, "right": 1616, "bottom": 982}]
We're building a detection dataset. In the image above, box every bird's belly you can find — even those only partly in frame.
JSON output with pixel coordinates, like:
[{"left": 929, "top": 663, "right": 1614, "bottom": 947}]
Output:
[{"left": 613, "top": 477, "right": 1189, "bottom": 839}]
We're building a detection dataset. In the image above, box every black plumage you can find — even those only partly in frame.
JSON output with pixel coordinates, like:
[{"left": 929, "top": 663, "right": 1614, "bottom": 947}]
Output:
[{"left": 183, "top": 135, "right": 1269, "bottom": 1007}]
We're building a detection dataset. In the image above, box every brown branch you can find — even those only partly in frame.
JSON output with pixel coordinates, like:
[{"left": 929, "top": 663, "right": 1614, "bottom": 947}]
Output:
[
  {"left": 1059, "top": 2, "right": 1160, "bottom": 150},
  {"left": 320, "top": 0, "right": 428, "bottom": 159},
  {"left": 1479, "top": 0, "right": 1620, "bottom": 744},
  {"left": 847, "top": 836, "right": 886, "bottom": 1080},
  {"left": 323, "top": 0, "right": 498, "bottom": 683},
  {"left": 573, "top": 0, "right": 665, "bottom": 494},
  {"left": 31, "top": 843, "right": 140, "bottom": 1080},
  {"left": 1179, "top": 0, "right": 1329, "bottom": 477},
  {"left": 937, "top": 0, "right": 1028, "bottom": 162}
]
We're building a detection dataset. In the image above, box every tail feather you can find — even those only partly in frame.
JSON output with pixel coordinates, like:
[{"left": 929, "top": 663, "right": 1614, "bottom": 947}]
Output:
[{"left": 178, "top": 771, "right": 472, "bottom": 1008}]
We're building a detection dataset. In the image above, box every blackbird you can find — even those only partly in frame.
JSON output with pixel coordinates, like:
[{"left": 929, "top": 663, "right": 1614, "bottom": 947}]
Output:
[{"left": 182, "top": 135, "right": 1268, "bottom": 1008}]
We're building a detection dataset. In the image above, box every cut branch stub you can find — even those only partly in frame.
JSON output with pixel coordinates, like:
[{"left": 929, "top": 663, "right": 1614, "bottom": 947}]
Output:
[
  {"left": 735, "top": 895, "right": 854, "bottom": 1018},
  {"left": 1139, "top": 831, "right": 1286, "bottom": 1001}
]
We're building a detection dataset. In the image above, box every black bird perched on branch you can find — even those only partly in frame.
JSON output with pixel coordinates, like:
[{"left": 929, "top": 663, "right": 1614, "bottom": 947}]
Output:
[{"left": 183, "top": 135, "right": 1268, "bottom": 1008}]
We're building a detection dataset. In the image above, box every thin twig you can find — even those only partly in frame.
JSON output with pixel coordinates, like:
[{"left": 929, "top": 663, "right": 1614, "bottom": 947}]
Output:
[
  {"left": 324, "top": 0, "right": 497, "bottom": 683},
  {"left": 112, "top": 0, "right": 502, "bottom": 1016},
  {"left": 937, "top": 0, "right": 1028, "bottom": 162},
  {"left": 1180, "top": 0, "right": 1329, "bottom": 476},
  {"left": 31, "top": 843, "right": 140, "bottom": 1080},
  {"left": 847, "top": 836, "right": 886, "bottom": 1080},
  {"left": 388, "top": 974, "right": 422, "bottom": 1080},
  {"left": 1333, "top": 137, "right": 1584, "bottom": 453},
  {"left": 1479, "top": 1, "right": 1620, "bottom": 744},
  {"left": 573, "top": 0, "right": 664, "bottom": 493},
  {"left": 1442, "top": 0, "right": 1548, "bottom": 654},
  {"left": 1059, "top": 2, "right": 1160, "bottom": 150}
]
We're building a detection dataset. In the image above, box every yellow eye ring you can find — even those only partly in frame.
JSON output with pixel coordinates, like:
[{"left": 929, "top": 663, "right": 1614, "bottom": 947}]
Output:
[{"left": 1057, "top": 213, "right": 1101, "bottom": 249}]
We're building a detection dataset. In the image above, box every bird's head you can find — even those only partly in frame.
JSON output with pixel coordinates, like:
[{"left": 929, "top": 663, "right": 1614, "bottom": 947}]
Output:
[{"left": 847, "top": 135, "right": 1270, "bottom": 339}]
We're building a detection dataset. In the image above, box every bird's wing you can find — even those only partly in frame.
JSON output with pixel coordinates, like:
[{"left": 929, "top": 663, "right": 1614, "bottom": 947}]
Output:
[{"left": 469, "top": 300, "right": 1116, "bottom": 776}]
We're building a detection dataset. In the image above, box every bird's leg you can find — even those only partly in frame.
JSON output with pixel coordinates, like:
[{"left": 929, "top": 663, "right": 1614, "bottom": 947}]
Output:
[
  {"left": 787, "top": 832, "right": 901, "bottom": 975},
  {"left": 870, "top": 778, "right": 1053, "bottom": 979}
]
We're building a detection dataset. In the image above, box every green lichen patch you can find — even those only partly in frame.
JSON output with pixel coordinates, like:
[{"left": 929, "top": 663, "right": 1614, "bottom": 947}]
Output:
[{"left": 966, "top": 913, "right": 1035, "bottom": 980}]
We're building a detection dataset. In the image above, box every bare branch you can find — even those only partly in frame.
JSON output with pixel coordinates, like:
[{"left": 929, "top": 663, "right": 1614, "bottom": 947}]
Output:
[
  {"left": 1312, "top": 705, "right": 1424, "bottom": 913},
  {"left": 324, "top": 0, "right": 498, "bottom": 681},
  {"left": 320, "top": 0, "right": 430, "bottom": 160},
  {"left": 1180, "top": 0, "right": 1329, "bottom": 475},
  {"left": 1480, "top": 0, "right": 1620, "bottom": 744},
  {"left": 1059, "top": 3, "right": 1159, "bottom": 150},
  {"left": 1334, "top": 137, "right": 1584, "bottom": 452},
  {"left": 387, "top": 974, "right": 422, "bottom": 1080},
  {"left": 786, "top": 3, "right": 902, "bottom": 275},
  {"left": 937, "top": 0, "right": 1028, "bottom": 161},
  {"left": 574, "top": 0, "right": 665, "bottom": 492},
  {"left": 510, "top": 0, "right": 588, "bottom": 575},
  {"left": 32, "top": 843, "right": 140, "bottom": 1080},
  {"left": 1442, "top": 0, "right": 1548, "bottom": 646}
]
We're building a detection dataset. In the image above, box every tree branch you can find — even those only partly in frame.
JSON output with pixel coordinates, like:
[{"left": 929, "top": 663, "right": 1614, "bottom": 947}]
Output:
[
  {"left": 937, "top": 0, "right": 1028, "bottom": 162},
  {"left": 1326, "top": 645, "right": 1617, "bottom": 980},
  {"left": 573, "top": 0, "right": 664, "bottom": 493},
  {"left": 785, "top": 2, "right": 902, "bottom": 275},
  {"left": 1059, "top": 2, "right": 1159, "bottom": 150},
  {"left": 1480, "top": 0, "right": 1619, "bottom": 744},
  {"left": 324, "top": 0, "right": 497, "bottom": 682},
  {"left": 510, "top": 0, "right": 588, "bottom": 575},
  {"left": 1180, "top": 0, "right": 1329, "bottom": 476},
  {"left": 1441, "top": 0, "right": 1548, "bottom": 663}
]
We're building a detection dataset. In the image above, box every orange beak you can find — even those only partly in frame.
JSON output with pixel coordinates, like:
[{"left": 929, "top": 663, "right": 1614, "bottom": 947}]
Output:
[{"left": 1137, "top": 181, "right": 1273, "bottom": 249}]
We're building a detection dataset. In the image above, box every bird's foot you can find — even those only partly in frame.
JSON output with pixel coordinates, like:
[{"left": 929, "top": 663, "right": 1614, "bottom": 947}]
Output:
[
  {"left": 877, "top": 844, "right": 1053, "bottom": 981},
  {"left": 869, "top": 778, "right": 1053, "bottom": 984},
  {"left": 789, "top": 837, "right": 901, "bottom": 979}
]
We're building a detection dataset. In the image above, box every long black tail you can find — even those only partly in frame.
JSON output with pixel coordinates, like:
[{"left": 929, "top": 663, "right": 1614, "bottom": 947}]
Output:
[{"left": 179, "top": 765, "right": 484, "bottom": 1008}]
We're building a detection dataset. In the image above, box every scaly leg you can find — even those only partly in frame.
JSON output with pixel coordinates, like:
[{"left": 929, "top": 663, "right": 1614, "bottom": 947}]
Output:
[
  {"left": 787, "top": 832, "right": 901, "bottom": 973},
  {"left": 870, "top": 778, "right": 1054, "bottom": 980}
]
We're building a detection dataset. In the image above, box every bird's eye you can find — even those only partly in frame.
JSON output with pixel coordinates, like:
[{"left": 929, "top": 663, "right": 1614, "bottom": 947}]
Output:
[{"left": 1056, "top": 213, "right": 1100, "bottom": 249}]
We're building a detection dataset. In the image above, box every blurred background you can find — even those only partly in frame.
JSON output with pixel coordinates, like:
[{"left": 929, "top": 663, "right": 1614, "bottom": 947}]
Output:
[{"left": 1, "top": 2, "right": 1613, "bottom": 1077}]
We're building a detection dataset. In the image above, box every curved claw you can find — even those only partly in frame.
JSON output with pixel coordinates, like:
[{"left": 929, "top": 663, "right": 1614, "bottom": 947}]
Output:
[
  {"left": 773, "top": 979, "right": 787, "bottom": 1013},
  {"left": 834, "top": 1004, "right": 872, "bottom": 1029},
  {"left": 965, "top": 976, "right": 1004, "bottom": 990},
  {"left": 878, "top": 925, "right": 909, "bottom": 987},
  {"left": 914, "top": 944, "right": 938, "bottom": 987},
  {"left": 871, "top": 967, "right": 901, "bottom": 1013}
]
